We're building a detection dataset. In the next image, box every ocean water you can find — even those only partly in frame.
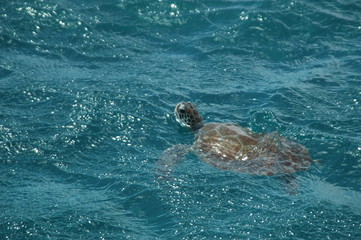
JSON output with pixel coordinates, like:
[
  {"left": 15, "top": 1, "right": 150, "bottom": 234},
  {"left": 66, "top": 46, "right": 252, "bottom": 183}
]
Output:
[{"left": 1, "top": 0, "right": 360, "bottom": 239}]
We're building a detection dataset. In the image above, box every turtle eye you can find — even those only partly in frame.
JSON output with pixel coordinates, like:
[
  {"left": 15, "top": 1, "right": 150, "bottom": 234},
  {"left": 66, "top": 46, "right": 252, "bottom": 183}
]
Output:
[{"left": 179, "top": 109, "right": 186, "bottom": 114}]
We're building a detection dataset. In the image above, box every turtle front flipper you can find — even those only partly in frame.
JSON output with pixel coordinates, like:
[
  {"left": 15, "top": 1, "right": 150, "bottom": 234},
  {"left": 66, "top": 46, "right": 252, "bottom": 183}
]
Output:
[{"left": 157, "top": 144, "right": 191, "bottom": 177}]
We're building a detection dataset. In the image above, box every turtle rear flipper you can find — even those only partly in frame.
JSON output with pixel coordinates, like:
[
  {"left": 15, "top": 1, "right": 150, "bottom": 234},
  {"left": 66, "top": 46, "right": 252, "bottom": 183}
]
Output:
[
  {"left": 157, "top": 144, "right": 191, "bottom": 177},
  {"left": 277, "top": 173, "right": 300, "bottom": 195}
]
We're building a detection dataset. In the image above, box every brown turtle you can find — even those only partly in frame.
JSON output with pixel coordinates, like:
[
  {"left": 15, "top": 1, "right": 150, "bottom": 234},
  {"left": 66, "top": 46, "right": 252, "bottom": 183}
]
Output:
[{"left": 158, "top": 102, "right": 312, "bottom": 176}]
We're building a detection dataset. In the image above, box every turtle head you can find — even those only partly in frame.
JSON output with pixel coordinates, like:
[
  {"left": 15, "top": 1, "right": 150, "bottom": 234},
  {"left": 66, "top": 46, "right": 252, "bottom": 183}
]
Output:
[{"left": 174, "top": 102, "right": 203, "bottom": 131}]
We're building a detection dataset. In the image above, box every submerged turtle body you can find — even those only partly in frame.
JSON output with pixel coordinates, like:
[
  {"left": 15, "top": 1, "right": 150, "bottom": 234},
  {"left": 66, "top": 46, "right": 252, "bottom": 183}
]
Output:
[
  {"left": 158, "top": 102, "right": 312, "bottom": 176},
  {"left": 193, "top": 123, "right": 311, "bottom": 175}
]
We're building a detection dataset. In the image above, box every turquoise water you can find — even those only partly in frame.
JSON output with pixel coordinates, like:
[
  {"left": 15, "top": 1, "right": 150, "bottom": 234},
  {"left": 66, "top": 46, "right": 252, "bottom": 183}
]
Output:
[{"left": 1, "top": 0, "right": 361, "bottom": 239}]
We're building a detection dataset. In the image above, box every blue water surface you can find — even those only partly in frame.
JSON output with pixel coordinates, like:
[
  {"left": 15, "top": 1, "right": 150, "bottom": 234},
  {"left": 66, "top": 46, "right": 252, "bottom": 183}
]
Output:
[{"left": 1, "top": 0, "right": 361, "bottom": 239}]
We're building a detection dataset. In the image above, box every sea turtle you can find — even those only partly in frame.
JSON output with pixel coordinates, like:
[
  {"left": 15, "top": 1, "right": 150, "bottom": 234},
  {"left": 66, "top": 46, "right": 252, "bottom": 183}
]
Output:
[{"left": 158, "top": 102, "right": 312, "bottom": 176}]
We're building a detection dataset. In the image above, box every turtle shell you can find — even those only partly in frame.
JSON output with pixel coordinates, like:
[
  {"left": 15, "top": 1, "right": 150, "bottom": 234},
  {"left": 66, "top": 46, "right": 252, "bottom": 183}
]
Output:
[{"left": 193, "top": 123, "right": 312, "bottom": 175}]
